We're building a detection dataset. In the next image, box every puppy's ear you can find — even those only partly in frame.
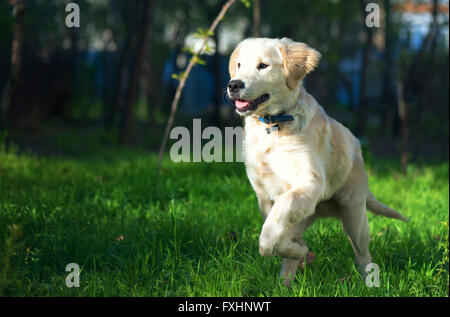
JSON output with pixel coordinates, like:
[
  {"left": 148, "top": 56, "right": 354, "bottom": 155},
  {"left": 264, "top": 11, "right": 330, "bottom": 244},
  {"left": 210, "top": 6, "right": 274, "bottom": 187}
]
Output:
[
  {"left": 229, "top": 44, "right": 241, "bottom": 78},
  {"left": 279, "top": 40, "right": 321, "bottom": 90}
]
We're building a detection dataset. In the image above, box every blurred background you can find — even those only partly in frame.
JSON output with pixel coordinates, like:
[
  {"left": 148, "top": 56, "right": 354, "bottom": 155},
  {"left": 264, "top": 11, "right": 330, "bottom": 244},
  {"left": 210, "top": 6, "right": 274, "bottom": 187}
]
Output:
[{"left": 0, "top": 0, "right": 448, "bottom": 167}]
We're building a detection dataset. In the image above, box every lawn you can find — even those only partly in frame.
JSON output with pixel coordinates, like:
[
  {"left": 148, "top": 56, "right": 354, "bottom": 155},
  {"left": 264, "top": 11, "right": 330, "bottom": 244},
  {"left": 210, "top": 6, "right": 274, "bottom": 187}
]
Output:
[{"left": 0, "top": 141, "right": 448, "bottom": 297}]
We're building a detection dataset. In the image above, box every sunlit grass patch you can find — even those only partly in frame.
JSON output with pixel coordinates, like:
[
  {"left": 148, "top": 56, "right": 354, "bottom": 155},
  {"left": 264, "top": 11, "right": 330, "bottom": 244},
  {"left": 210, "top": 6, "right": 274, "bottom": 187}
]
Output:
[{"left": 0, "top": 147, "right": 448, "bottom": 296}]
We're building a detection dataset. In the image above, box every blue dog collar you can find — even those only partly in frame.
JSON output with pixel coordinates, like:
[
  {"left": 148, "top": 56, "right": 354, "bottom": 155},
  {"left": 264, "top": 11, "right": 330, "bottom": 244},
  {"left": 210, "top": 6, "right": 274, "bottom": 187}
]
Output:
[{"left": 258, "top": 114, "right": 295, "bottom": 134}]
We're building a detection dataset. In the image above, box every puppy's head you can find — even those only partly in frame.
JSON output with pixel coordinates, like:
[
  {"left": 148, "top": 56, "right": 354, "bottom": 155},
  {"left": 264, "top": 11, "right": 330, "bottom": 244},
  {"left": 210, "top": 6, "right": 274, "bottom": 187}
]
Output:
[{"left": 227, "top": 38, "right": 320, "bottom": 116}]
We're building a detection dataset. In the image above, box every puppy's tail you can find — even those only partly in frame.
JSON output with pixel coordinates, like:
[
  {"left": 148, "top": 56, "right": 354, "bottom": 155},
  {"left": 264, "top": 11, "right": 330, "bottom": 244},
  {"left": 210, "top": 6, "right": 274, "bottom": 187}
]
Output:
[{"left": 366, "top": 192, "right": 408, "bottom": 222}]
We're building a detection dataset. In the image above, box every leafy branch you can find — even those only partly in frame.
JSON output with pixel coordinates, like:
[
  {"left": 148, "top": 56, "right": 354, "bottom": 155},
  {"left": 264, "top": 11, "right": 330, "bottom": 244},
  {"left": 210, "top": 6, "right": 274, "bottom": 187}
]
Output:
[{"left": 157, "top": 0, "right": 250, "bottom": 171}]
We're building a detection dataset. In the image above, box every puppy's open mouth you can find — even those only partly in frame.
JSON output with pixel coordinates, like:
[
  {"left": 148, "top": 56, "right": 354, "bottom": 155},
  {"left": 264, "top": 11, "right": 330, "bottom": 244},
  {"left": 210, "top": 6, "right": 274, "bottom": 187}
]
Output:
[{"left": 234, "top": 94, "right": 270, "bottom": 112}]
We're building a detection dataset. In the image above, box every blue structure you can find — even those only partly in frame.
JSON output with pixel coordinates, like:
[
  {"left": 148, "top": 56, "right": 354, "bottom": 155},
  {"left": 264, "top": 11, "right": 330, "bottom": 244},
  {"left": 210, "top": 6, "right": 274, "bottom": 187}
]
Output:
[{"left": 162, "top": 52, "right": 233, "bottom": 115}]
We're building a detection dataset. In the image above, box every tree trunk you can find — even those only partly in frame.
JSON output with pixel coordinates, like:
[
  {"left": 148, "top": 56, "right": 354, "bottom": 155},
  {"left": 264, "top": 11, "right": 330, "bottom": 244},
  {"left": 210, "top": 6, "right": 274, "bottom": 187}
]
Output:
[
  {"left": 206, "top": 0, "right": 225, "bottom": 127},
  {"left": 397, "top": 79, "right": 409, "bottom": 174},
  {"left": 109, "top": 1, "right": 133, "bottom": 132},
  {"left": 412, "top": 0, "right": 439, "bottom": 159},
  {"left": 356, "top": 0, "right": 373, "bottom": 137},
  {"left": 381, "top": 0, "right": 396, "bottom": 137},
  {"left": 144, "top": 57, "right": 158, "bottom": 137},
  {"left": 211, "top": 31, "right": 223, "bottom": 126},
  {"left": 253, "top": 0, "right": 261, "bottom": 37},
  {"left": 119, "top": 0, "right": 155, "bottom": 144},
  {"left": 4, "top": 0, "right": 26, "bottom": 132},
  {"left": 102, "top": 0, "right": 120, "bottom": 130}
]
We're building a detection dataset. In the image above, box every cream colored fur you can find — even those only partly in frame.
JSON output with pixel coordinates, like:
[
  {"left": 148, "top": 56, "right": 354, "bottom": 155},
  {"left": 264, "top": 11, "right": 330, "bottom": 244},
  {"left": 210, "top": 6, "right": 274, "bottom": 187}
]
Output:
[{"left": 227, "top": 38, "right": 406, "bottom": 286}]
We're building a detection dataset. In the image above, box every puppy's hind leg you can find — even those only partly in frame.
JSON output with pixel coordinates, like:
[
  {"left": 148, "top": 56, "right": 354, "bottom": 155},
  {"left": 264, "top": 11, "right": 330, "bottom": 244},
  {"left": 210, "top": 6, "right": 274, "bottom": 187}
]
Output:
[
  {"left": 340, "top": 200, "right": 372, "bottom": 275},
  {"left": 280, "top": 258, "right": 301, "bottom": 287},
  {"left": 279, "top": 243, "right": 313, "bottom": 287}
]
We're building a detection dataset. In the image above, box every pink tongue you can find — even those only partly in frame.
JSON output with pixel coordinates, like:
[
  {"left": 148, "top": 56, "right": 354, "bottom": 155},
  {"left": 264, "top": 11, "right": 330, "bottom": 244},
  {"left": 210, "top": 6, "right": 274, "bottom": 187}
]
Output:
[{"left": 235, "top": 100, "right": 250, "bottom": 109}]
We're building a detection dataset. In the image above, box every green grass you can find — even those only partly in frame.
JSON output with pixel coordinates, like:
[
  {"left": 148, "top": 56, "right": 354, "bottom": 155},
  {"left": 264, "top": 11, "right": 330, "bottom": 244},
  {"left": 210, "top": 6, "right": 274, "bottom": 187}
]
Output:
[{"left": 0, "top": 144, "right": 448, "bottom": 297}]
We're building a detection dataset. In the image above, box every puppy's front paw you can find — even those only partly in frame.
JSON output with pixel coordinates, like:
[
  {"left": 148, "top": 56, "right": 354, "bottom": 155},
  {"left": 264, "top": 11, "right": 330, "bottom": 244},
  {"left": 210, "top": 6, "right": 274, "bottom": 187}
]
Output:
[
  {"left": 259, "top": 244, "right": 273, "bottom": 257},
  {"left": 259, "top": 233, "right": 275, "bottom": 257},
  {"left": 258, "top": 220, "right": 281, "bottom": 257}
]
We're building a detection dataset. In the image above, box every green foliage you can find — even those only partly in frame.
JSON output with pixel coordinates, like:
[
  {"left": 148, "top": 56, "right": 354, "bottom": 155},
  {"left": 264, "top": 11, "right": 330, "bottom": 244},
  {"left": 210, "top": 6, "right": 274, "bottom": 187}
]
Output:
[
  {"left": 240, "top": 0, "right": 252, "bottom": 9},
  {"left": 194, "top": 27, "right": 215, "bottom": 38},
  {"left": 0, "top": 142, "right": 448, "bottom": 296},
  {"left": 435, "top": 221, "right": 449, "bottom": 291},
  {"left": 171, "top": 72, "right": 186, "bottom": 82},
  {"left": 169, "top": 0, "right": 245, "bottom": 82},
  {"left": 170, "top": 17, "right": 217, "bottom": 80},
  {"left": 0, "top": 224, "right": 22, "bottom": 296},
  {"left": 191, "top": 55, "right": 206, "bottom": 66},
  {"left": 0, "top": 2, "right": 13, "bottom": 42}
]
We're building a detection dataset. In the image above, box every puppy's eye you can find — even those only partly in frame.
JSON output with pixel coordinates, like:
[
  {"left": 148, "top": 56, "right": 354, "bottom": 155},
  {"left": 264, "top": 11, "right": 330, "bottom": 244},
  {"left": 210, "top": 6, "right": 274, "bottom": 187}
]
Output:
[
  {"left": 258, "top": 63, "right": 269, "bottom": 70},
  {"left": 237, "top": 63, "right": 241, "bottom": 68}
]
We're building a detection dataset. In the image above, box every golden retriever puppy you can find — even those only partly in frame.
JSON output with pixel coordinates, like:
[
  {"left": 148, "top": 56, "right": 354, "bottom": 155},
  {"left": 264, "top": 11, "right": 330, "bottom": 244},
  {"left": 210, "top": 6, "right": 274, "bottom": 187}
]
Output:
[{"left": 227, "top": 38, "right": 407, "bottom": 286}]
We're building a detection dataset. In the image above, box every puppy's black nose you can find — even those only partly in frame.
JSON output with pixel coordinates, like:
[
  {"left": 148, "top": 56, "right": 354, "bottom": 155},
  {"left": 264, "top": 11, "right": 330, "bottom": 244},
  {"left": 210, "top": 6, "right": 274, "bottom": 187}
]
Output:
[{"left": 228, "top": 80, "right": 245, "bottom": 92}]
